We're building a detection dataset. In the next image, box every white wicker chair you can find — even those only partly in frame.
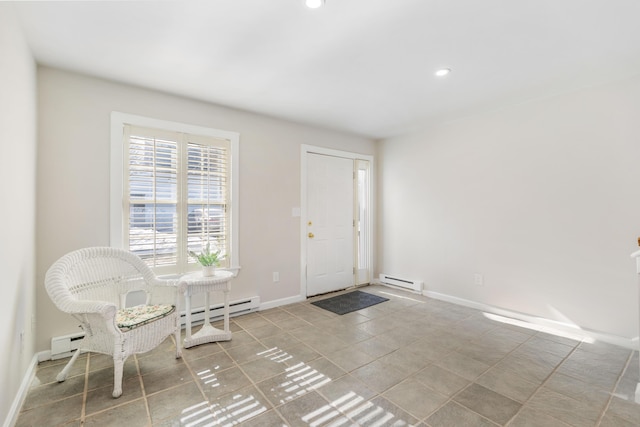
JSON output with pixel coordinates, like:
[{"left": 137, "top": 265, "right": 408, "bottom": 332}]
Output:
[{"left": 45, "top": 247, "right": 182, "bottom": 398}]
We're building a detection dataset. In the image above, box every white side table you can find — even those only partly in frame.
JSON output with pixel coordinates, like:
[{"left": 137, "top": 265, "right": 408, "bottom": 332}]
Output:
[{"left": 178, "top": 270, "right": 234, "bottom": 348}]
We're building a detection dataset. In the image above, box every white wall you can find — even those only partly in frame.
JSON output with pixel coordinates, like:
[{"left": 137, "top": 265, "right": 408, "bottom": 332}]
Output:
[
  {"left": 0, "top": 3, "right": 37, "bottom": 423},
  {"left": 379, "top": 76, "right": 640, "bottom": 341},
  {"left": 36, "top": 67, "right": 375, "bottom": 352}
]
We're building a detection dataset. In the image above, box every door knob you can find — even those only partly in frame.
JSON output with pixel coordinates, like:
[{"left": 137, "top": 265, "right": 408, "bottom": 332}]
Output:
[{"left": 308, "top": 232, "right": 315, "bottom": 238}]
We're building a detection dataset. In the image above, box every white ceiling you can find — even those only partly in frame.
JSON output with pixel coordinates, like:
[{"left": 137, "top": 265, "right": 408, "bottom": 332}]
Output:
[{"left": 12, "top": 0, "right": 640, "bottom": 139}]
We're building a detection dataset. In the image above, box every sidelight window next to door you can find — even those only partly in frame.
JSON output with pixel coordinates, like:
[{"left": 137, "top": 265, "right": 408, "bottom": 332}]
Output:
[{"left": 356, "top": 159, "right": 370, "bottom": 285}]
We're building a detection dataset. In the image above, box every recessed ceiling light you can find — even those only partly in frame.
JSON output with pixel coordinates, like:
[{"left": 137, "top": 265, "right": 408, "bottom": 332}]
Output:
[
  {"left": 306, "top": 0, "right": 325, "bottom": 8},
  {"left": 435, "top": 68, "right": 451, "bottom": 77}
]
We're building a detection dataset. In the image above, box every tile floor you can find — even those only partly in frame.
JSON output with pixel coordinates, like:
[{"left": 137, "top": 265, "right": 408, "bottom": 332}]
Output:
[{"left": 16, "top": 285, "right": 640, "bottom": 426}]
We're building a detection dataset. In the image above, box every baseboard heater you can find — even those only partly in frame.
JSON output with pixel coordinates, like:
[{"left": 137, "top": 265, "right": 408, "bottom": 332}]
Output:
[
  {"left": 179, "top": 296, "right": 260, "bottom": 328},
  {"left": 379, "top": 274, "right": 423, "bottom": 292},
  {"left": 51, "top": 332, "right": 86, "bottom": 360},
  {"left": 50, "top": 296, "right": 260, "bottom": 360}
]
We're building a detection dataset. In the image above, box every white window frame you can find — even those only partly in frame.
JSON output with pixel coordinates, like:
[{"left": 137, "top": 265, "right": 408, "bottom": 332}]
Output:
[{"left": 110, "top": 112, "right": 240, "bottom": 276}]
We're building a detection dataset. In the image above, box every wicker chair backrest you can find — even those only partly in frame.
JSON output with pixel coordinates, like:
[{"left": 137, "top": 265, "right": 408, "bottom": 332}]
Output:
[{"left": 45, "top": 247, "right": 159, "bottom": 311}]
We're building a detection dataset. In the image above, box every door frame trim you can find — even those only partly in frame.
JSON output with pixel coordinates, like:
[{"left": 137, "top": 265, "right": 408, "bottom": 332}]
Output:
[{"left": 300, "top": 145, "right": 374, "bottom": 298}]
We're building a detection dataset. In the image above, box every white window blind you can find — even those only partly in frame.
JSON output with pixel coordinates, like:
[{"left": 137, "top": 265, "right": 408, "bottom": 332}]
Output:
[{"left": 121, "top": 124, "right": 231, "bottom": 274}]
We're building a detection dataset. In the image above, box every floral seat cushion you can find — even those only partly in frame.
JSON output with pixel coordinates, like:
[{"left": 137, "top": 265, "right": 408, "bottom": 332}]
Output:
[{"left": 116, "top": 304, "right": 175, "bottom": 332}]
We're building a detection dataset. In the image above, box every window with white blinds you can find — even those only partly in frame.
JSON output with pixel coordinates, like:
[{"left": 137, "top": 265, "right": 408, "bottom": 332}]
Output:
[{"left": 111, "top": 113, "right": 239, "bottom": 276}]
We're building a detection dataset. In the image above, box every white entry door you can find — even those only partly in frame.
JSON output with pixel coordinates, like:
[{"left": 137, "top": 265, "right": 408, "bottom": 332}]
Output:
[{"left": 306, "top": 153, "right": 354, "bottom": 296}]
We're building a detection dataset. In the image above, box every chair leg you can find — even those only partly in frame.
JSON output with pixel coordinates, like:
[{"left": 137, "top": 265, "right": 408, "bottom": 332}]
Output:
[
  {"left": 175, "top": 326, "right": 182, "bottom": 359},
  {"left": 56, "top": 349, "right": 81, "bottom": 382},
  {"left": 112, "top": 358, "right": 124, "bottom": 398}
]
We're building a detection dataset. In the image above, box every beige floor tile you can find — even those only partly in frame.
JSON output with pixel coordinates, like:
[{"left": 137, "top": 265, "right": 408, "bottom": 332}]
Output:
[
  {"left": 347, "top": 396, "right": 419, "bottom": 426},
  {"left": 85, "top": 361, "right": 139, "bottom": 392},
  {"left": 179, "top": 342, "right": 223, "bottom": 361},
  {"left": 259, "top": 332, "right": 302, "bottom": 351},
  {"left": 426, "top": 401, "right": 499, "bottom": 427},
  {"left": 85, "top": 376, "right": 143, "bottom": 415},
  {"left": 316, "top": 374, "right": 377, "bottom": 404},
  {"left": 147, "top": 381, "right": 207, "bottom": 424},
  {"left": 599, "top": 413, "right": 640, "bottom": 427},
  {"left": 187, "top": 351, "right": 235, "bottom": 377},
  {"left": 217, "top": 330, "right": 257, "bottom": 349},
  {"left": 414, "top": 364, "right": 470, "bottom": 397},
  {"left": 508, "top": 407, "right": 572, "bottom": 427},
  {"left": 544, "top": 372, "right": 611, "bottom": 410},
  {"left": 526, "top": 387, "right": 603, "bottom": 427},
  {"left": 199, "top": 366, "right": 251, "bottom": 401},
  {"left": 305, "top": 357, "right": 346, "bottom": 381},
  {"left": 223, "top": 340, "right": 267, "bottom": 364},
  {"left": 491, "top": 353, "right": 555, "bottom": 385},
  {"left": 383, "top": 378, "right": 447, "bottom": 419},
  {"left": 476, "top": 366, "right": 540, "bottom": 403},
  {"left": 207, "top": 384, "right": 273, "bottom": 425},
  {"left": 84, "top": 399, "right": 150, "bottom": 427},
  {"left": 325, "top": 346, "right": 375, "bottom": 372},
  {"left": 142, "top": 362, "right": 193, "bottom": 395},
  {"left": 518, "top": 335, "right": 576, "bottom": 358},
  {"left": 239, "top": 353, "right": 289, "bottom": 382},
  {"left": 246, "top": 322, "right": 285, "bottom": 340},
  {"left": 605, "top": 395, "right": 640, "bottom": 425},
  {"left": 378, "top": 347, "right": 430, "bottom": 376},
  {"left": 281, "top": 342, "right": 322, "bottom": 365},
  {"left": 21, "top": 374, "right": 85, "bottom": 411},
  {"left": 137, "top": 347, "right": 184, "bottom": 375},
  {"left": 238, "top": 409, "right": 288, "bottom": 427},
  {"left": 15, "top": 394, "right": 83, "bottom": 427},
  {"left": 453, "top": 383, "right": 521, "bottom": 425},
  {"left": 434, "top": 350, "right": 491, "bottom": 381},
  {"left": 256, "top": 369, "right": 317, "bottom": 407},
  {"left": 277, "top": 391, "right": 335, "bottom": 427},
  {"left": 351, "top": 360, "right": 408, "bottom": 393},
  {"left": 351, "top": 336, "right": 397, "bottom": 358}
]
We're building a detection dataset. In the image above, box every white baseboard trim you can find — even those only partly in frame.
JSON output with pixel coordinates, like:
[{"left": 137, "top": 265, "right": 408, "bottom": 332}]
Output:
[
  {"left": 3, "top": 352, "right": 44, "bottom": 427},
  {"left": 259, "top": 294, "right": 306, "bottom": 311},
  {"left": 423, "top": 290, "right": 637, "bottom": 350},
  {"left": 37, "top": 351, "right": 52, "bottom": 363}
]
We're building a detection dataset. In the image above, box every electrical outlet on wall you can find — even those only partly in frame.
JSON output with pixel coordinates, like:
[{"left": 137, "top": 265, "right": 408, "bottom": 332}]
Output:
[
  {"left": 474, "top": 273, "right": 484, "bottom": 286},
  {"left": 273, "top": 272, "right": 280, "bottom": 282}
]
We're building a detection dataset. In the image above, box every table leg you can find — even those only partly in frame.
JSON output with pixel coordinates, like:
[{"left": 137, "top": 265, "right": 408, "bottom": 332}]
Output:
[
  {"left": 185, "top": 293, "right": 192, "bottom": 341},
  {"left": 204, "top": 290, "right": 211, "bottom": 325},
  {"left": 223, "top": 289, "right": 230, "bottom": 333}
]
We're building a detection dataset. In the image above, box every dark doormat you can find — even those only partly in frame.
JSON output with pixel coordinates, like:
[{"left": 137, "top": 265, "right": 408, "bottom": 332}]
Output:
[{"left": 311, "top": 290, "right": 389, "bottom": 315}]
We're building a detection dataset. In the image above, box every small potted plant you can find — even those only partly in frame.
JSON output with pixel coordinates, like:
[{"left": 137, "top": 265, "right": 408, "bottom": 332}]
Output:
[{"left": 189, "top": 243, "right": 224, "bottom": 277}]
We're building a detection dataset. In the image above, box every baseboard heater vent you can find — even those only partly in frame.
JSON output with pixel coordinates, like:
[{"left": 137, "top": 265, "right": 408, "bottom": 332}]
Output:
[
  {"left": 51, "top": 332, "right": 85, "bottom": 360},
  {"left": 179, "top": 296, "right": 260, "bottom": 327},
  {"left": 50, "top": 296, "right": 260, "bottom": 360},
  {"left": 379, "top": 274, "right": 423, "bottom": 292}
]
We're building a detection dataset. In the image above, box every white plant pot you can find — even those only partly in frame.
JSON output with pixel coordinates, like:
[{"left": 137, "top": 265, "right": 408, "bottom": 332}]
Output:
[{"left": 202, "top": 265, "right": 216, "bottom": 277}]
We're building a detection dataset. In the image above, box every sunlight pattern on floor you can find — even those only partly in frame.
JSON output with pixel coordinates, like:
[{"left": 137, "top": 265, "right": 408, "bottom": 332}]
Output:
[
  {"left": 258, "top": 346, "right": 293, "bottom": 364},
  {"left": 300, "top": 391, "right": 413, "bottom": 426},
  {"left": 208, "top": 393, "right": 267, "bottom": 426}
]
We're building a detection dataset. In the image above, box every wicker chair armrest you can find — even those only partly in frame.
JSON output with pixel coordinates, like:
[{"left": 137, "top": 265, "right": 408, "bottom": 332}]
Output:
[{"left": 60, "top": 300, "right": 117, "bottom": 319}]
